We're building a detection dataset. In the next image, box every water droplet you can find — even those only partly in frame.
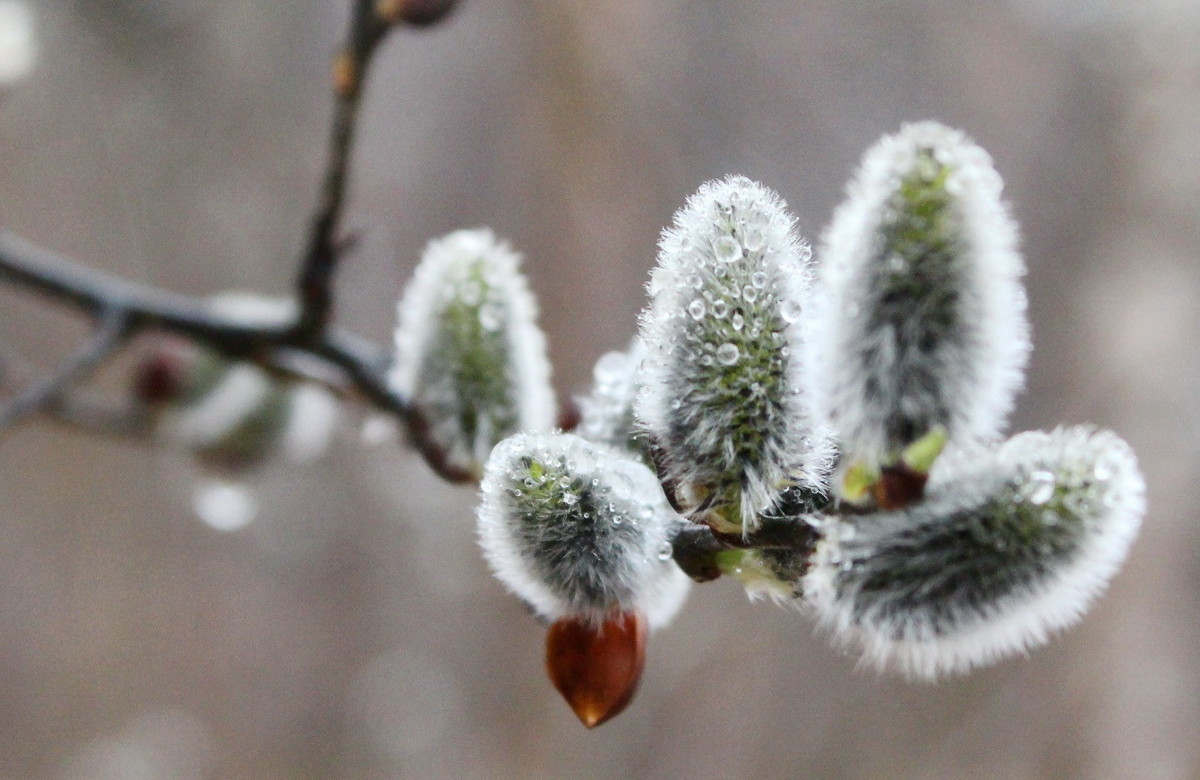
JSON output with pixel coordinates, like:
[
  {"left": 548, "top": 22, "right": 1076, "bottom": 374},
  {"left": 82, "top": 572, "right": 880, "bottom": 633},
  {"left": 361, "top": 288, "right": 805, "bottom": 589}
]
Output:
[
  {"left": 713, "top": 236, "right": 742, "bottom": 263},
  {"left": 193, "top": 480, "right": 257, "bottom": 532},
  {"left": 780, "top": 299, "right": 802, "bottom": 323},
  {"left": 559, "top": 476, "right": 572, "bottom": 488},
  {"left": 700, "top": 355, "right": 714, "bottom": 366},
  {"left": 1026, "top": 471, "right": 1056, "bottom": 505},
  {"left": 656, "top": 542, "right": 673, "bottom": 561},
  {"left": 742, "top": 226, "right": 766, "bottom": 252},
  {"left": 478, "top": 302, "right": 503, "bottom": 331},
  {"left": 711, "top": 300, "right": 729, "bottom": 319},
  {"left": 751, "top": 271, "right": 767, "bottom": 289},
  {"left": 716, "top": 343, "right": 740, "bottom": 365},
  {"left": 885, "top": 253, "right": 907, "bottom": 273},
  {"left": 688, "top": 299, "right": 706, "bottom": 320},
  {"left": 524, "top": 477, "right": 536, "bottom": 488},
  {"left": 742, "top": 285, "right": 758, "bottom": 303},
  {"left": 562, "top": 492, "right": 578, "bottom": 506},
  {"left": 612, "top": 516, "right": 623, "bottom": 525},
  {"left": 731, "top": 313, "right": 745, "bottom": 331},
  {"left": 593, "top": 351, "right": 626, "bottom": 384}
]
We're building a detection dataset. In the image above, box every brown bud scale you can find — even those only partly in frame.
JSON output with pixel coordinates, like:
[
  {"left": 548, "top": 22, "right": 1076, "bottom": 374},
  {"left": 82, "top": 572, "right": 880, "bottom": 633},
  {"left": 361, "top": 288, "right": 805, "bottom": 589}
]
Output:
[{"left": 545, "top": 611, "right": 646, "bottom": 728}]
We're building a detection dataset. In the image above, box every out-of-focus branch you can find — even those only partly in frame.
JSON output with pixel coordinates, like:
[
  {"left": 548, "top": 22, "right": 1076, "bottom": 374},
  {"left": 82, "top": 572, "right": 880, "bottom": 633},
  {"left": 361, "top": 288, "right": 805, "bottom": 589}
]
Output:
[
  {"left": 0, "top": 0, "right": 461, "bottom": 452},
  {"left": 0, "top": 233, "right": 407, "bottom": 419},
  {"left": 45, "top": 391, "right": 151, "bottom": 439},
  {"left": 0, "top": 305, "right": 129, "bottom": 429}
]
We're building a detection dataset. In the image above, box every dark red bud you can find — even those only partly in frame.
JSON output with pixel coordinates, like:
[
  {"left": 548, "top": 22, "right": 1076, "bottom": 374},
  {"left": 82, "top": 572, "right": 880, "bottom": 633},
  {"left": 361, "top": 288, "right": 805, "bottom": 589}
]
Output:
[
  {"left": 873, "top": 463, "right": 929, "bottom": 511},
  {"left": 545, "top": 611, "right": 647, "bottom": 728},
  {"left": 133, "top": 349, "right": 186, "bottom": 405},
  {"left": 556, "top": 396, "right": 582, "bottom": 433}
]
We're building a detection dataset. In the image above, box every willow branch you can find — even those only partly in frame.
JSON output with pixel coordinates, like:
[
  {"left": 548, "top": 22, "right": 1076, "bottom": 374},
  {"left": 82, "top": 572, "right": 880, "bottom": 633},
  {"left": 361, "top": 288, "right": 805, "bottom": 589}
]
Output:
[
  {"left": 670, "top": 516, "right": 820, "bottom": 583},
  {"left": 295, "top": 0, "right": 394, "bottom": 336},
  {"left": 0, "top": 232, "right": 407, "bottom": 416}
]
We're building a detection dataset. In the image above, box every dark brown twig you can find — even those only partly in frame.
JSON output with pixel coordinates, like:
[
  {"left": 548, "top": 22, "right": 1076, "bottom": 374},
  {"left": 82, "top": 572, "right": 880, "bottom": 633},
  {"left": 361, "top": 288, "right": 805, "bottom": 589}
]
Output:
[
  {"left": 669, "top": 516, "right": 820, "bottom": 583},
  {"left": 0, "top": 232, "right": 406, "bottom": 419},
  {"left": 295, "top": 0, "right": 395, "bottom": 336}
]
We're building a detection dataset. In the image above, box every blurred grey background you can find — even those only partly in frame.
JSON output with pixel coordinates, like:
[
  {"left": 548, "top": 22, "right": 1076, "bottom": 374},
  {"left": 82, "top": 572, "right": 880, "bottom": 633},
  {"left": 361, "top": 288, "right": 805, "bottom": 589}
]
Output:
[{"left": 0, "top": 0, "right": 1198, "bottom": 777}]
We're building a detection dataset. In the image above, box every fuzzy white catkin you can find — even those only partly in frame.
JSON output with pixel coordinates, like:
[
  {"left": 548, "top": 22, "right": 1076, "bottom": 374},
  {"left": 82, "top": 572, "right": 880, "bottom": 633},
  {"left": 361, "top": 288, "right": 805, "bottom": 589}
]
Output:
[
  {"left": 637, "top": 176, "right": 835, "bottom": 530},
  {"left": 391, "top": 229, "right": 555, "bottom": 476},
  {"left": 576, "top": 339, "right": 648, "bottom": 460},
  {"left": 808, "top": 122, "right": 1030, "bottom": 468},
  {"left": 804, "top": 426, "right": 1145, "bottom": 680},
  {"left": 155, "top": 347, "right": 341, "bottom": 466},
  {"left": 477, "top": 432, "right": 690, "bottom": 629}
]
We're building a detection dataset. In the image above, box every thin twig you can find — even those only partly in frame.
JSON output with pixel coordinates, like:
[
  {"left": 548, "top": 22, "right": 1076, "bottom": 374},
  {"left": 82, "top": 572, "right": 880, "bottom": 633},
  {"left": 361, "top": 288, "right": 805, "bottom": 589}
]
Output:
[
  {"left": 669, "top": 516, "right": 820, "bottom": 583},
  {"left": 0, "top": 306, "right": 130, "bottom": 429},
  {"left": 295, "top": 0, "right": 393, "bottom": 336},
  {"left": 0, "top": 232, "right": 407, "bottom": 415}
]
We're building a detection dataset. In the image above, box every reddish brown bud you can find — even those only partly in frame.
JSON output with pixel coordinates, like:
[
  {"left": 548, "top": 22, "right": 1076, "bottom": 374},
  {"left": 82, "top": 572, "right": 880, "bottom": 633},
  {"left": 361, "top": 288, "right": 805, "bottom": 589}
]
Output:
[
  {"left": 133, "top": 347, "right": 187, "bottom": 405},
  {"left": 545, "top": 611, "right": 647, "bottom": 728},
  {"left": 332, "top": 51, "right": 357, "bottom": 96},
  {"left": 556, "top": 395, "right": 582, "bottom": 433},
  {"left": 872, "top": 462, "right": 929, "bottom": 511},
  {"left": 377, "top": 0, "right": 457, "bottom": 27}
]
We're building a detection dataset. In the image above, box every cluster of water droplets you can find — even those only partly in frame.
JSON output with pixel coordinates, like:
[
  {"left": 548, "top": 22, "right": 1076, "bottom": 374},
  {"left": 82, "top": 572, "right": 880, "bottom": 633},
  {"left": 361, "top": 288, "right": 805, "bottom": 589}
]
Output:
[
  {"left": 638, "top": 176, "right": 832, "bottom": 528},
  {"left": 576, "top": 339, "right": 648, "bottom": 460},
  {"left": 477, "top": 432, "right": 688, "bottom": 624},
  {"left": 998, "top": 427, "right": 1143, "bottom": 542}
]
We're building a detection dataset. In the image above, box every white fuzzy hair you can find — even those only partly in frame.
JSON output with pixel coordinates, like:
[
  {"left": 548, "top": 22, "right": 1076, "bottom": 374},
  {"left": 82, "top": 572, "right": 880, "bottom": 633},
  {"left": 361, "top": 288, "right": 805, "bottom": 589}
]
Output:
[
  {"left": 477, "top": 432, "right": 690, "bottom": 629},
  {"left": 803, "top": 427, "right": 1145, "bottom": 680},
  {"left": 808, "top": 122, "right": 1030, "bottom": 468},
  {"left": 636, "top": 176, "right": 835, "bottom": 529},
  {"left": 576, "top": 338, "right": 648, "bottom": 459},
  {"left": 390, "top": 229, "right": 555, "bottom": 474}
]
